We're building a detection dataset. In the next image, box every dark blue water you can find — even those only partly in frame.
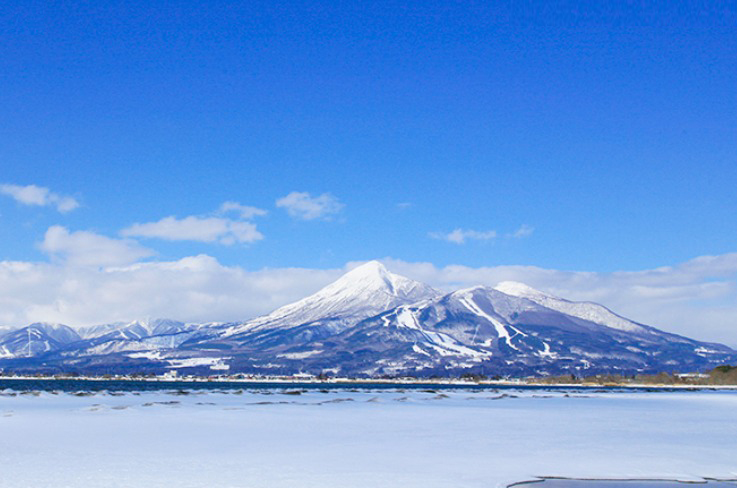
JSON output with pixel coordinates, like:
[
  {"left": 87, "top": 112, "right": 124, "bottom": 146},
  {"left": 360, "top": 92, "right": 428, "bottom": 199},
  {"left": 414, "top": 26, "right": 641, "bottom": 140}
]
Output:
[{"left": 0, "top": 378, "right": 723, "bottom": 393}]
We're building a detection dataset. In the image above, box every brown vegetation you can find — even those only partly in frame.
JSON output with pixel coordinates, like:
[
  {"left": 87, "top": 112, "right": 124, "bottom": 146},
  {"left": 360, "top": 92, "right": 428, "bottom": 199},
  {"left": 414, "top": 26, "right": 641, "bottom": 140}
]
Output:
[{"left": 531, "top": 365, "right": 737, "bottom": 386}]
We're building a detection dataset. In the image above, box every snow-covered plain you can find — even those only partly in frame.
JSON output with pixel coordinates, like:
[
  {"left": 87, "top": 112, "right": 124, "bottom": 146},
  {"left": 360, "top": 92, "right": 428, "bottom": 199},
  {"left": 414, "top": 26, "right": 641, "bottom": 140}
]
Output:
[{"left": 1, "top": 388, "right": 736, "bottom": 488}]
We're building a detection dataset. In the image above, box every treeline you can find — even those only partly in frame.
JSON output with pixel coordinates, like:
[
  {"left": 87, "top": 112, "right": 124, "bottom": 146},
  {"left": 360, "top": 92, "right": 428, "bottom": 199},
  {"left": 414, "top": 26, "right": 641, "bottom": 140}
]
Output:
[
  {"left": 704, "top": 365, "right": 737, "bottom": 385},
  {"left": 532, "top": 365, "right": 737, "bottom": 386}
]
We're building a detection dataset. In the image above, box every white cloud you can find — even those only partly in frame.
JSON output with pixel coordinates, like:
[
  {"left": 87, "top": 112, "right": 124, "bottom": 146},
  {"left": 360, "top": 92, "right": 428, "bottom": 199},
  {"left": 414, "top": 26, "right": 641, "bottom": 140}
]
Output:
[
  {"left": 509, "top": 224, "right": 534, "bottom": 239},
  {"left": 39, "top": 226, "right": 153, "bottom": 267},
  {"left": 430, "top": 228, "right": 497, "bottom": 244},
  {"left": 276, "top": 192, "right": 344, "bottom": 221},
  {"left": 0, "top": 183, "right": 79, "bottom": 213},
  {"left": 121, "top": 202, "right": 266, "bottom": 245},
  {"left": 0, "top": 256, "right": 342, "bottom": 329},
  {"left": 218, "top": 201, "right": 267, "bottom": 219},
  {"left": 121, "top": 216, "right": 263, "bottom": 245}
]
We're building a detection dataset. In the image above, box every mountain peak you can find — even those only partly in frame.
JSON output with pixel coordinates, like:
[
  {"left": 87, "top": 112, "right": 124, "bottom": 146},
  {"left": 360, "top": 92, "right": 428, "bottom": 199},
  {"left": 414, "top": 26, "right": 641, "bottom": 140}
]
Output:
[
  {"left": 332, "top": 261, "right": 401, "bottom": 295},
  {"left": 300, "top": 260, "right": 438, "bottom": 314},
  {"left": 347, "top": 260, "right": 388, "bottom": 274},
  {"left": 27, "top": 322, "right": 75, "bottom": 332},
  {"left": 224, "top": 261, "right": 440, "bottom": 336},
  {"left": 495, "top": 281, "right": 649, "bottom": 334},
  {"left": 341, "top": 260, "right": 390, "bottom": 282},
  {"left": 494, "top": 281, "right": 553, "bottom": 299}
]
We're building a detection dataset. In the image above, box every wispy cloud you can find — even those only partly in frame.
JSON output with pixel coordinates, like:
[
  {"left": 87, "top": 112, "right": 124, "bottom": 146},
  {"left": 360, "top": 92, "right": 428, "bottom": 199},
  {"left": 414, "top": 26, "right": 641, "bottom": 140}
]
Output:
[
  {"left": 276, "top": 191, "right": 344, "bottom": 221},
  {"left": 122, "top": 215, "right": 263, "bottom": 245},
  {"left": 0, "top": 183, "right": 79, "bottom": 213},
  {"left": 508, "top": 224, "right": 534, "bottom": 239},
  {"left": 429, "top": 228, "right": 497, "bottom": 244},
  {"left": 218, "top": 201, "right": 267, "bottom": 220},
  {"left": 431, "top": 224, "right": 535, "bottom": 244}
]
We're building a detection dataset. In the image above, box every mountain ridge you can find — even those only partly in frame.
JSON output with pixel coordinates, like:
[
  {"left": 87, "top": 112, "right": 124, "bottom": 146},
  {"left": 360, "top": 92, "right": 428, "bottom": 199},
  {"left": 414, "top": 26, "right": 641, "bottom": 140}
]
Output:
[{"left": 0, "top": 262, "right": 734, "bottom": 376}]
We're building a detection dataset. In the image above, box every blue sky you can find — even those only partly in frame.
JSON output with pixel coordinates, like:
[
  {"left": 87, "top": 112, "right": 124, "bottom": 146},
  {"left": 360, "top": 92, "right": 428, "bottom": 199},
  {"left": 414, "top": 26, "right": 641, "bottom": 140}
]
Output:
[{"left": 1, "top": 2, "right": 736, "bottom": 342}]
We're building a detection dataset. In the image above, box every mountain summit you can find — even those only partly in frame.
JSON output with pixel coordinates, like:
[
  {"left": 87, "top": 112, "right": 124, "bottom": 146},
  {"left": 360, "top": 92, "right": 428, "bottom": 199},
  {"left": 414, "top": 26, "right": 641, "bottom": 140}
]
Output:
[
  {"left": 277, "top": 260, "right": 440, "bottom": 320},
  {"left": 217, "top": 261, "right": 440, "bottom": 342}
]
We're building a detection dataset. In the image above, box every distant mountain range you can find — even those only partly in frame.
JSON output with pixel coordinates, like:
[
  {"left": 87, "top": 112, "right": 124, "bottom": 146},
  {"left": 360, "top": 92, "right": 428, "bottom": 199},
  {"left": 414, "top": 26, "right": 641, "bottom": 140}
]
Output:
[{"left": 1, "top": 261, "right": 735, "bottom": 377}]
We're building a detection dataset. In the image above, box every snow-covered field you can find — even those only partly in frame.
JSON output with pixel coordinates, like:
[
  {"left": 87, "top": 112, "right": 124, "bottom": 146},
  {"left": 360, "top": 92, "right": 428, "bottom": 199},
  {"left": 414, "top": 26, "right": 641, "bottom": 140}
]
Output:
[{"left": 1, "top": 388, "right": 736, "bottom": 488}]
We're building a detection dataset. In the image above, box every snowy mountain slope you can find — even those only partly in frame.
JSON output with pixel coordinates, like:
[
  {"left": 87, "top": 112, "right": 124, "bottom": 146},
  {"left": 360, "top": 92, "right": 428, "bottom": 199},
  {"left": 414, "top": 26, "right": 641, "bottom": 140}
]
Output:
[
  {"left": 77, "top": 323, "right": 127, "bottom": 340},
  {"left": 61, "top": 331, "right": 201, "bottom": 358},
  {"left": 209, "top": 261, "right": 441, "bottom": 344},
  {"left": 0, "top": 319, "right": 208, "bottom": 363},
  {"left": 494, "top": 281, "right": 654, "bottom": 334},
  {"left": 57, "top": 319, "right": 209, "bottom": 360},
  {"left": 247, "top": 285, "right": 736, "bottom": 376},
  {"left": 0, "top": 326, "right": 15, "bottom": 340},
  {"left": 0, "top": 323, "right": 81, "bottom": 358},
  {"left": 78, "top": 319, "right": 192, "bottom": 341}
]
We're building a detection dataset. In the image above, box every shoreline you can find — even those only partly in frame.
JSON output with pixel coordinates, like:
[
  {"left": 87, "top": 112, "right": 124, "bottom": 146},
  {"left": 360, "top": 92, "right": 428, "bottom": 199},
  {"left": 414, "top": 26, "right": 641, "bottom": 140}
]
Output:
[
  {"left": 2, "top": 374, "right": 737, "bottom": 389},
  {"left": 508, "top": 477, "right": 737, "bottom": 487}
]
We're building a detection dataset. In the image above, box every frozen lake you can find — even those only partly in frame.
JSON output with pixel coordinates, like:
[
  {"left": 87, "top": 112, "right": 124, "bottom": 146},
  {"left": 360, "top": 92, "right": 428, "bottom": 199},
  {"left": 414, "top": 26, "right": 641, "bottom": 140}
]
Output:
[{"left": 1, "top": 386, "right": 736, "bottom": 488}]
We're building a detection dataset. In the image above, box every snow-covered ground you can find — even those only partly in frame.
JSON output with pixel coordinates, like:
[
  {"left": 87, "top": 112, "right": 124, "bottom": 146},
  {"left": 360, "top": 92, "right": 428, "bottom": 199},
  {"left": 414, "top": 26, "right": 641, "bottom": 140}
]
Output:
[{"left": 1, "top": 388, "right": 735, "bottom": 488}]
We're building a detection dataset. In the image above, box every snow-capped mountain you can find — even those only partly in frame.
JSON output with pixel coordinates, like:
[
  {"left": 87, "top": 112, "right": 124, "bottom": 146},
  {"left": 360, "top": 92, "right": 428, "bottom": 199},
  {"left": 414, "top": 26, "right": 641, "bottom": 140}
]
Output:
[
  {"left": 60, "top": 319, "right": 204, "bottom": 360},
  {"left": 0, "top": 323, "right": 81, "bottom": 359},
  {"left": 0, "top": 263, "right": 734, "bottom": 376},
  {"left": 78, "top": 319, "right": 192, "bottom": 341},
  {"left": 0, "top": 320, "right": 201, "bottom": 362},
  {"left": 279, "top": 284, "right": 729, "bottom": 376},
  {"left": 205, "top": 261, "right": 441, "bottom": 348}
]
